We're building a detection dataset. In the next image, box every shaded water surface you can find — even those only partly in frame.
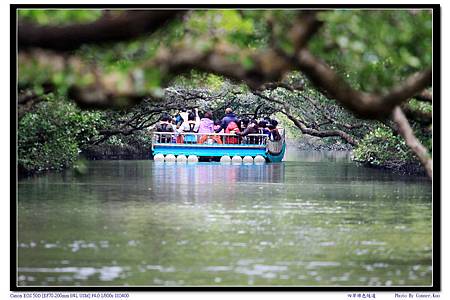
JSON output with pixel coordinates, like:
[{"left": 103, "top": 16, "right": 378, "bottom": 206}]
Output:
[{"left": 17, "top": 151, "right": 432, "bottom": 286}]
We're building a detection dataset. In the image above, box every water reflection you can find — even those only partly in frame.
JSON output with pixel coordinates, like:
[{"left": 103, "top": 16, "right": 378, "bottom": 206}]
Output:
[
  {"left": 17, "top": 153, "right": 432, "bottom": 287},
  {"left": 153, "top": 162, "right": 285, "bottom": 184},
  {"left": 285, "top": 148, "right": 352, "bottom": 162},
  {"left": 152, "top": 163, "right": 285, "bottom": 204}
]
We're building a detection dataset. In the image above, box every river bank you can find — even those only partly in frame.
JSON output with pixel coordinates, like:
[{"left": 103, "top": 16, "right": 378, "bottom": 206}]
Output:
[
  {"left": 288, "top": 136, "right": 427, "bottom": 177},
  {"left": 81, "top": 144, "right": 150, "bottom": 160},
  {"left": 289, "top": 136, "right": 353, "bottom": 152}
]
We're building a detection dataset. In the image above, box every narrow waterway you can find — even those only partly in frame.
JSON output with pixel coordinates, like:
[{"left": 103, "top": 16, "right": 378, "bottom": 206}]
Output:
[{"left": 17, "top": 150, "right": 432, "bottom": 286}]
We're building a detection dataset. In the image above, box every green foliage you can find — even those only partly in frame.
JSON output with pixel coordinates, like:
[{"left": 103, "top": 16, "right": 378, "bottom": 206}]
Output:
[
  {"left": 310, "top": 10, "right": 432, "bottom": 92},
  {"left": 78, "top": 17, "right": 184, "bottom": 70},
  {"left": 18, "top": 9, "right": 432, "bottom": 100},
  {"left": 275, "top": 112, "right": 302, "bottom": 139},
  {"left": 185, "top": 10, "right": 268, "bottom": 49},
  {"left": 409, "top": 98, "right": 432, "bottom": 114},
  {"left": 19, "top": 11, "right": 188, "bottom": 98},
  {"left": 353, "top": 126, "right": 421, "bottom": 172},
  {"left": 18, "top": 9, "right": 102, "bottom": 25},
  {"left": 18, "top": 95, "right": 102, "bottom": 173},
  {"left": 171, "top": 70, "right": 230, "bottom": 91},
  {"left": 107, "top": 130, "right": 153, "bottom": 149}
]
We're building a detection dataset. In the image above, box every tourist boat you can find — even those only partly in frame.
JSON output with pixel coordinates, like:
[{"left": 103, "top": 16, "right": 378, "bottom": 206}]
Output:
[{"left": 151, "top": 129, "right": 286, "bottom": 163}]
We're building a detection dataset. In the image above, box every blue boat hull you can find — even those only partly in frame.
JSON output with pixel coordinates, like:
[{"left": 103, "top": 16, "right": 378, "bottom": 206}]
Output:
[
  {"left": 266, "top": 143, "right": 286, "bottom": 162},
  {"left": 152, "top": 143, "right": 285, "bottom": 162}
]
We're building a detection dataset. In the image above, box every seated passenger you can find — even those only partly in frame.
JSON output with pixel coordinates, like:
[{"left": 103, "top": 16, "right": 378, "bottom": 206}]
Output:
[
  {"left": 198, "top": 111, "right": 222, "bottom": 144},
  {"left": 214, "top": 119, "right": 223, "bottom": 133},
  {"left": 176, "top": 109, "right": 188, "bottom": 129},
  {"left": 198, "top": 111, "right": 214, "bottom": 133},
  {"left": 171, "top": 117, "right": 179, "bottom": 143},
  {"left": 155, "top": 114, "right": 175, "bottom": 143},
  {"left": 225, "top": 121, "right": 241, "bottom": 144},
  {"left": 174, "top": 113, "right": 182, "bottom": 129},
  {"left": 240, "top": 117, "right": 249, "bottom": 132},
  {"left": 237, "top": 120, "right": 261, "bottom": 144},
  {"left": 235, "top": 119, "right": 242, "bottom": 132},
  {"left": 175, "top": 109, "right": 188, "bottom": 143},
  {"left": 267, "top": 123, "right": 281, "bottom": 141},
  {"left": 178, "top": 109, "right": 200, "bottom": 144},
  {"left": 216, "top": 108, "right": 238, "bottom": 133},
  {"left": 258, "top": 120, "right": 271, "bottom": 136}
]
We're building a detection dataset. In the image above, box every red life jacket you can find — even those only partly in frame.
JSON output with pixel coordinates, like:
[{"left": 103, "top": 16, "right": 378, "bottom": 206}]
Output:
[{"left": 225, "top": 122, "right": 240, "bottom": 144}]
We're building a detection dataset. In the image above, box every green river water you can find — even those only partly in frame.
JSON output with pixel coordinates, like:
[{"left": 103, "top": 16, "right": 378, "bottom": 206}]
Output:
[{"left": 17, "top": 151, "right": 433, "bottom": 287}]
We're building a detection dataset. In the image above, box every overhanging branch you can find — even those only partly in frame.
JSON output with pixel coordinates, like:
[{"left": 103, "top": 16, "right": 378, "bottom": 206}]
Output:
[
  {"left": 18, "top": 10, "right": 433, "bottom": 123},
  {"left": 392, "top": 106, "right": 432, "bottom": 179},
  {"left": 253, "top": 90, "right": 358, "bottom": 146},
  {"left": 284, "top": 111, "right": 358, "bottom": 146},
  {"left": 19, "top": 10, "right": 184, "bottom": 51},
  {"left": 295, "top": 49, "right": 432, "bottom": 119},
  {"left": 415, "top": 89, "right": 432, "bottom": 102}
]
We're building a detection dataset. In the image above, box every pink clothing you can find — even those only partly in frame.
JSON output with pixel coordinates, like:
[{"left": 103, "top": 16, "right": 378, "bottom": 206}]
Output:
[{"left": 198, "top": 118, "right": 214, "bottom": 134}]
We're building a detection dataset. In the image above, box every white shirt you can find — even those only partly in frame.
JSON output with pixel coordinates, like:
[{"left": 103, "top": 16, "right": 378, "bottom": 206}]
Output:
[{"left": 178, "top": 120, "right": 200, "bottom": 133}]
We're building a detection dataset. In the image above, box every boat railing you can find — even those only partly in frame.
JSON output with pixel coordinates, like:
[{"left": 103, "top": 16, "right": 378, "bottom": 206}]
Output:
[{"left": 152, "top": 132, "right": 270, "bottom": 147}]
